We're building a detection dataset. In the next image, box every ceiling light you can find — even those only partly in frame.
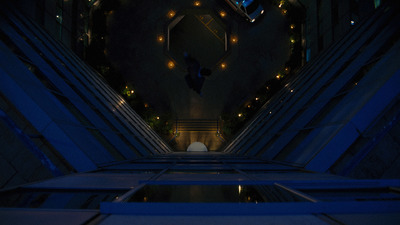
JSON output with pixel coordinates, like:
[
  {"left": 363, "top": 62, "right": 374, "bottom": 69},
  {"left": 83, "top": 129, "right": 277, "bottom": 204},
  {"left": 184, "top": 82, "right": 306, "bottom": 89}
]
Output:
[{"left": 167, "top": 61, "right": 175, "bottom": 69}]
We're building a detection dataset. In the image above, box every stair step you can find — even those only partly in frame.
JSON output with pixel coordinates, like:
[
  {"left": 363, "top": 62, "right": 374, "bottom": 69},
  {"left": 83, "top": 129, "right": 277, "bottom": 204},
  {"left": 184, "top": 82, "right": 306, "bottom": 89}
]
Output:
[{"left": 175, "top": 119, "right": 220, "bottom": 132}]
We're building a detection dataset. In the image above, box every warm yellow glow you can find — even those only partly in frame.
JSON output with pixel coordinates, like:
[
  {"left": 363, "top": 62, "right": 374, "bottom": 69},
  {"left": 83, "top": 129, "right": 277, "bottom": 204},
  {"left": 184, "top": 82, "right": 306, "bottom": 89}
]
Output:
[
  {"left": 156, "top": 116, "right": 160, "bottom": 120},
  {"left": 157, "top": 35, "right": 164, "bottom": 42},
  {"left": 167, "top": 60, "right": 175, "bottom": 69},
  {"left": 144, "top": 103, "right": 149, "bottom": 108},
  {"left": 238, "top": 113, "right": 243, "bottom": 117},
  {"left": 290, "top": 38, "right": 295, "bottom": 43},
  {"left": 220, "top": 62, "right": 227, "bottom": 69},
  {"left": 105, "top": 10, "right": 114, "bottom": 16},
  {"left": 194, "top": 1, "right": 201, "bottom": 6},
  {"left": 290, "top": 89, "right": 294, "bottom": 93},
  {"left": 220, "top": 10, "right": 226, "bottom": 18},
  {"left": 167, "top": 10, "right": 176, "bottom": 18},
  {"left": 125, "top": 86, "right": 128, "bottom": 89},
  {"left": 276, "top": 74, "right": 281, "bottom": 79},
  {"left": 255, "top": 97, "right": 259, "bottom": 101},
  {"left": 290, "top": 24, "right": 295, "bottom": 29},
  {"left": 131, "top": 90, "right": 134, "bottom": 94},
  {"left": 247, "top": 104, "right": 251, "bottom": 108},
  {"left": 282, "top": 9, "right": 287, "bottom": 15},
  {"left": 238, "top": 185, "right": 242, "bottom": 194},
  {"left": 231, "top": 36, "right": 238, "bottom": 44},
  {"left": 278, "top": 0, "right": 284, "bottom": 8}
]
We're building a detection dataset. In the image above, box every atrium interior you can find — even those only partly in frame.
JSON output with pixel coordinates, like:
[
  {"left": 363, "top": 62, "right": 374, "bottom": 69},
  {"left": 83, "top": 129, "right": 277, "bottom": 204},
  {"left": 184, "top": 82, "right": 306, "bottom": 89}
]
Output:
[{"left": 0, "top": 0, "right": 400, "bottom": 224}]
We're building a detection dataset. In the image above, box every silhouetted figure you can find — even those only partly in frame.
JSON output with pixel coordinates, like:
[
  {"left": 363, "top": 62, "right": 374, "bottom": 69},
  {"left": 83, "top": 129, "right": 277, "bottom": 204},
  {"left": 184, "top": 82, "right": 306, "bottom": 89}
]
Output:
[{"left": 184, "top": 52, "right": 206, "bottom": 96}]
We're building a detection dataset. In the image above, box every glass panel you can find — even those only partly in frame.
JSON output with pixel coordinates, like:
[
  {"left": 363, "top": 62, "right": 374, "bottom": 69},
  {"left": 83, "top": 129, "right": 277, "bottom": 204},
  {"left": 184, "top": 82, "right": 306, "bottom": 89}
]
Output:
[
  {"left": 127, "top": 185, "right": 306, "bottom": 203},
  {"left": 0, "top": 188, "right": 127, "bottom": 209},
  {"left": 166, "top": 170, "right": 237, "bottom": 174},
  {"left": 93, "top": 169, "right": 162, "bottom": 174},
  {"left": 300, "top": 188, "right": 400, "bottom": 201},
  {"left": 242, "top": 170, "right": 309, "bottom": 174},
  {"left": 174, "top": 160, "right": 222, "bottom": 164},
  {"left": 245, "top": 0, "right": 259, "bottom": 14}
]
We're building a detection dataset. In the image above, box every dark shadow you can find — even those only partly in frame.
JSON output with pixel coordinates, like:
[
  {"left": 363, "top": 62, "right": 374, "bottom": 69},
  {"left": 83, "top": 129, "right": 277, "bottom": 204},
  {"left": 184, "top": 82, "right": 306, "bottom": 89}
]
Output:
[{"left": 184, "top": 53, "right": 212, "bottom": 96}]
